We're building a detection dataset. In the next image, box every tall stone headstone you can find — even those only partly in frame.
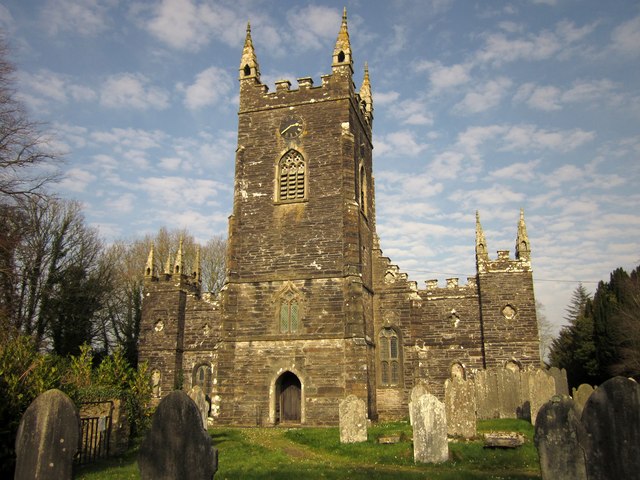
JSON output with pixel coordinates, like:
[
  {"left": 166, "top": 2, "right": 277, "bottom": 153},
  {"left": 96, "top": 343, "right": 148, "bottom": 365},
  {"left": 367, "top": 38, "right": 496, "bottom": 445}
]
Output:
[
  {"left": 339, "top": 395, "right": 367, "bottom": 443},
  {"left": 444, "top": 377, "right": 476, "bottom": 438},
  {"left": 581, "top": 377, "right": 640, "bottom": 480},
  {"left": 528, "top": 369, "right": 556, "bottom": 425},
  {"left": 548, "top": 367, "right": 569, "bottom": 396},
  {"left": 409, "top": 383, "right": 428, "bottom": 425},
  {"left": 188, "top": 385, "right": 209, "bottom": 429},
  {"left": 534, "top": 395, "right": 587, "bottom": 480},
  {"left": 14, "top": 389, "right": 81, "bottom": 480},
  {"left": 475, "top": 368, "right": 500, "bottom": 419},
  {"left": 497, "top": 366, "right": 521, "bottom": 419},
  {"left": 571, "top": 384, "right": 594, "bottom": 413},
  {"left": 412, "top": 393, "right": 448, "bottom": 463},
  {"left": 138, "top": 391, "right": 218, "bottom": 480}
]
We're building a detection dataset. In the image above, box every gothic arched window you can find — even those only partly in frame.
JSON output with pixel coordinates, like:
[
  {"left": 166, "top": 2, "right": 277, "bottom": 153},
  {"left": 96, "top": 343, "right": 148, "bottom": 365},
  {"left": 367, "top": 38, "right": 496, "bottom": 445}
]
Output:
[
  {"left": 379, "top": 328, "right": 401, "bottom": 386},
  {"left": 279, "top": 290, "right": 300, "bottom": 334},
  {"left": 278, "top": 150, "right": 306, "bottom": 202},
  {"left": 193, "top": 364, "right": 211, "bottom": 392}
]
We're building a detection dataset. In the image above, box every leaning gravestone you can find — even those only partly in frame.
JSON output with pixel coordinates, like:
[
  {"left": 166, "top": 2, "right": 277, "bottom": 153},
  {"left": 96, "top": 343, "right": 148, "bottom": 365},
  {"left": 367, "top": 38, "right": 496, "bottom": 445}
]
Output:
[
  {"left": 14, "top": 389, "right": 81, "bottom": 480},
  {"left": 138, "top": 390, "right": 218, "bottom": 480},
  {"left": 571, "top": 384, "right": 594, "bottom": 413},
  {"left": 444, "top": 377, "right": 476, "bottom": 438},
  {"left": 412, "top": 393, "right": 448, "bottom": 463},
  {"left": 408, "top": 383, "right": 428, "bottom": 425},
  {"left": 339, "top": 394, "right": 367, "bottom": 443},
  {"left": 534, "top": 395, "right": 587, "bottom": 480},
  {"left": 528, "top": 369, "right": 556, "bottom": 425},
  {"left": 581, "top": 376, "right": 640, "bottom": 480},
  {"left": 188, "top": 385, "right": 209, "bottom": 429}
]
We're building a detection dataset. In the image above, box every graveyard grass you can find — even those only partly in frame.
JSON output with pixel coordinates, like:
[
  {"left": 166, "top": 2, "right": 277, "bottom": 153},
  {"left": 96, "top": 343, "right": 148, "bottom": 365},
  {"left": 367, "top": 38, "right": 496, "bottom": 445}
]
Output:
[{"left": 74, "top": 419, "right": 540, "bottom": 479}]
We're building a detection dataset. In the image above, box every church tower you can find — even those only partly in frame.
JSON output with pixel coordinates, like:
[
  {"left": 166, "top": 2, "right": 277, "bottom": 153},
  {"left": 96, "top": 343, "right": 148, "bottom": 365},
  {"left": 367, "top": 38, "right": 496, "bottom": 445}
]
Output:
[{"left": 215, "top": 10, "right": 378, "bottom": 424}]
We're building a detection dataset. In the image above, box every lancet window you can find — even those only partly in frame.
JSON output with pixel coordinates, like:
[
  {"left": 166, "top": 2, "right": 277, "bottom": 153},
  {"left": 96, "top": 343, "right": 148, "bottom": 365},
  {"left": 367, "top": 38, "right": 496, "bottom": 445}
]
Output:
[{"left": 278, "top": 150, "right": 306, "bottom": 202}]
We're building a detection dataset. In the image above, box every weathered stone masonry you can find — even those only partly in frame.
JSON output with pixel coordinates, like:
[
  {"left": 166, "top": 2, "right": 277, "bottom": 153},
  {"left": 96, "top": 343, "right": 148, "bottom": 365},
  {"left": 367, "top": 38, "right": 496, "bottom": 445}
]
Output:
[{"left": 139, "top": 10, "right": 541, "bottom": 426}]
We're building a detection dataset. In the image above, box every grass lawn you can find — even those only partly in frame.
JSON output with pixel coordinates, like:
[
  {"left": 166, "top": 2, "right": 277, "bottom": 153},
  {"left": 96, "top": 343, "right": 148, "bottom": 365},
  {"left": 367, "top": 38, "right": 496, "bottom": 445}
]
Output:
[{"left": 74, "top": 419, "right": 541, "bottom": 479}]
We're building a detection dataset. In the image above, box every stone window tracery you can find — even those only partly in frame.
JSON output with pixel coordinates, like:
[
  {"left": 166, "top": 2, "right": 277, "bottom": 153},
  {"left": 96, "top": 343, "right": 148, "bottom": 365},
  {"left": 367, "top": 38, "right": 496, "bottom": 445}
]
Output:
[
  {"left": 379, "top": 327, "right": 401, "bottom": 386},
  {"left": 276, "top": 284, "right": 303, "bottom": 334},
  {"left": 278, "top": 150, "right": 306, "bottom": 202}
]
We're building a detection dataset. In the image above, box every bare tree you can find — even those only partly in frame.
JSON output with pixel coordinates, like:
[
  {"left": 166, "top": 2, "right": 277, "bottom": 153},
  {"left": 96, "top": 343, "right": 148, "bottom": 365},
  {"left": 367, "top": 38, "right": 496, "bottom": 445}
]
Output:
[{"left": 0, "top": 38, "right": 59, "bottom": 202}]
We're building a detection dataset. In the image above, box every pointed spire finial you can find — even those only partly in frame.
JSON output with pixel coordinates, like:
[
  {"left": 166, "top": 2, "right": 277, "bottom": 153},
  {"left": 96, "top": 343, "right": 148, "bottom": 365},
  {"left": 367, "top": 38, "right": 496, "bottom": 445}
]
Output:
[
  {"left": 359, "top": 62, "right": 373, "bottom": 123},
  {"left": 193, "top": 245, "right": 201, "bottom": 284},
  {"left": 239, "top": 20, "right": 260, "bottom": 80},
  {"left": 476, "top": 211, "right": 489, "bottom": 264},
  {"left": 332, "top": 6, "right": 353, "bottom": 72},
  {"left": 145, "top": 243, "right": 155, "bottom": 278},
  {"left": 515, "top": 208, "right": 531, "bottom": 260},
  {"left": 174, "top": 237, "right": 184, "bottom": 275}
]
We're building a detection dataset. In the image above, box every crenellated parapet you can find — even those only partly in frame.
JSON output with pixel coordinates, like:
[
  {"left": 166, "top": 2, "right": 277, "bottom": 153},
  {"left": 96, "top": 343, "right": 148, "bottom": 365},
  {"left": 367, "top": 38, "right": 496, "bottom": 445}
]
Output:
[
  {"left": 237, "top": 8, "right": 372, "bottom": 138},
  {"left": 143, "top": 239, "right": 202, "bottom": 296},
  {"left": 422, "top": 277, "right": 479, "bottom": 300}
]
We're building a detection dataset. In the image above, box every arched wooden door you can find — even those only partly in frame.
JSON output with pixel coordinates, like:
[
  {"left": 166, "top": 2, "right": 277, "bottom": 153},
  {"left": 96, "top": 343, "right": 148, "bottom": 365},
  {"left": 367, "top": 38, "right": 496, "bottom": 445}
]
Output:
[{"left": 277, "top": 372, "right": 301, "bottom": 423}]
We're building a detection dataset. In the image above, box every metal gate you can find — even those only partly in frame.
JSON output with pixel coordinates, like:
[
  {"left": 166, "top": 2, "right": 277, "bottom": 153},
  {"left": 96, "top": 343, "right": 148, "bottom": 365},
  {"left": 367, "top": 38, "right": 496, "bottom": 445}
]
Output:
[{"left": 76, "top": 401, "right": 113, "bottom": 465}]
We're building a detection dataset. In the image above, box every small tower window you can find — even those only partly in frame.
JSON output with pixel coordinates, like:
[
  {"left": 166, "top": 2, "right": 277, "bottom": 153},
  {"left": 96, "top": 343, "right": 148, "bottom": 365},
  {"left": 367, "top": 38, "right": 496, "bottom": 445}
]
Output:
[
  {"left": 379, "top": 327, "right": 401, "bottom": 386},
  {"left": 243, "top": 64, "right": 251, "bottom": 77},
  {"left": 278, "top": 150, "right": 306, "bottom": 202},
  {"left": 338, "top": 51, "right": 345, "bottom": 63},
  {"left": 279, "top": 290, "right": 300, "bottom": 333}
]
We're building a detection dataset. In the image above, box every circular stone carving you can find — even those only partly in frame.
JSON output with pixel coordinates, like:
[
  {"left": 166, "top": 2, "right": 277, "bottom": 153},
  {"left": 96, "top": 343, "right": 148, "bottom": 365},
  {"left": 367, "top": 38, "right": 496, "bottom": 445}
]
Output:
[{"left": 501, "top": 305, "right": 516, "bottom": 320}]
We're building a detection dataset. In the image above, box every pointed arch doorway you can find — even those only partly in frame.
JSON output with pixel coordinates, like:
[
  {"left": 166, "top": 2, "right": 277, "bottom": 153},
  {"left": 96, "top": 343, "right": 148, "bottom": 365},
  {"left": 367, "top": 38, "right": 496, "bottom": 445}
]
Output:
[{"left": 276, "top": 372, "right": 301, "bottom": 424}]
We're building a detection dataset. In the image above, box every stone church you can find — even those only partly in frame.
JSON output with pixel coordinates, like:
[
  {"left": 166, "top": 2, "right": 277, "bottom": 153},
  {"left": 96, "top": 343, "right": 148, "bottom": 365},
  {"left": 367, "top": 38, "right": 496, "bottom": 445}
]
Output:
[{"left": 138, "top": 11, "right": 541, "bottom": 425}]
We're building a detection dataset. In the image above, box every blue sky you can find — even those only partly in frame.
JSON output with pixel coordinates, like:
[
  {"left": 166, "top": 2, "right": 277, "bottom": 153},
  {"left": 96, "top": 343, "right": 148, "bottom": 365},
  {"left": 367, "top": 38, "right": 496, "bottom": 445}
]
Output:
[{"left": 2, "top": 0, "right": 639, "bottom": 334}]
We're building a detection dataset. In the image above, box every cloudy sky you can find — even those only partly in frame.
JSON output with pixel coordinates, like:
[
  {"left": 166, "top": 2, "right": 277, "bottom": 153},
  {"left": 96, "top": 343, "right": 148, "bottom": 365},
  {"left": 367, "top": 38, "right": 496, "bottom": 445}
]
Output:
[{"left": 2, "top": 0, "right": 639, "bottom": 334}]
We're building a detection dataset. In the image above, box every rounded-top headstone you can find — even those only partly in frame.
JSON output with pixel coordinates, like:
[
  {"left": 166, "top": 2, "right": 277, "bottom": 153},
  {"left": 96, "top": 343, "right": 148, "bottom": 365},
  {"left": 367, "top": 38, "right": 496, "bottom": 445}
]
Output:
[
  {"left": 138, "top": 390, "right": 218, "bottom": 480},
  {"left": 14, "top": 388, "right": 81, "bottom": 480},
  {"left": 581, "top": 376, "right": 640, "bottom": 480},
  {"left": 534, "top": 395, "right": 587, "bottom": 480}
]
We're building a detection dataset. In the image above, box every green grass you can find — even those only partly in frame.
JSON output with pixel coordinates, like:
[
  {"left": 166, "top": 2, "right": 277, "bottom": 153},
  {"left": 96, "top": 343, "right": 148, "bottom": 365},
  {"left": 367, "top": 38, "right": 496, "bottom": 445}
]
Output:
[{"left": 74, "top": 419, "right": 541, "bottom": 479}]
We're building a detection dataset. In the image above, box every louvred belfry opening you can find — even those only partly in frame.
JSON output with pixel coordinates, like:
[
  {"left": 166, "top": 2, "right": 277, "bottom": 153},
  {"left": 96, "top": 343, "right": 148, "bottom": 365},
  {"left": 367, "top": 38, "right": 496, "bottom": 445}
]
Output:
[{"left": 278, "top": 150, "right": 305, "bottom": 201}]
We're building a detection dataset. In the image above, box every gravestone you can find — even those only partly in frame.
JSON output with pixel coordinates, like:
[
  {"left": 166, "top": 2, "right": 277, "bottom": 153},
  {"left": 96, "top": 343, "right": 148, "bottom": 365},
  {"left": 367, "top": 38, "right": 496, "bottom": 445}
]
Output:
[
  {"left": 572, "top": 384, "right": 594, "bottom": 413},
  {"left": 528, "top": 369, "right": 556, "bottom": 425},
  {"left": 409, "top": 383, "right": 428, "bottom": 425},
  {"left": 188, "top": 385, "right": 209, "bottom": 429},
  {"left": 339, "top": 395, "right": 367, "bottom": 443},
  {"left": 14, "top": 389, "right": 81, "bottom": 480},
  {"left": 534, "top": 395, "right": 587, "bottom": 480},
  {"left": 444, "top": 377, "right": 476, "bottom": 438},
  {"left": 497, "top": 366, "right": 521, "bottom": 419},
  {"left": 581, "top": 376, "right": 640, "bottom": 480},
  {"left": 475, "top": 368, "right": 500, "bottom": 419},
  {"left": 412, "top": 393, "right": 448, "bottom": 463},
  {"left": 548, "top": 367, "right": 569, "bottom": 396},
  {"left": 138, "top": 391, "right": 218, "bottom": 480}
]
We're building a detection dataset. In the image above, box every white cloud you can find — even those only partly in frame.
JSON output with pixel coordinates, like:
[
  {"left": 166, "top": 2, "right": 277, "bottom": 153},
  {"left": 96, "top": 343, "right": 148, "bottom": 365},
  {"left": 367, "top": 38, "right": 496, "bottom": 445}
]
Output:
[
  {"left": 42, "top": 0, "right": 115, "bottom": 36},
  {"left": 454, "top": 77, "right": 512, "bottom": 114},
  {"left": 160, "top": 157, "right": 182, "bottom": 171},
  {"left": 611, "top": 16, "right": 640, "bottom": 56},
  {"left": 18, "top": 69, "right": 96, "bottom": 110},
  {"left": 59, "top": 167, "right": 96, "bottom": 192},
  {"left": 421, "top": 61, "right": 472, "bottom": 93},
  {"left": 139, "top": 0, "right": 245, "bottom": 51},
  {"left": 179, "top": 66, "right": 233, "bottom": 110},
  {"left": 374, "top": 130, "right": 429, "bottom": 157},
  {"left": 287, "top": 5, "right": 342, "bottom": 51},
  {"left": 0, "top": 4, "right": 15, "bottom": 33},
  {"left": 490, "top": 160, "right": 540, "bottom": 182},
  {"left": 375, "top": 90, "right": 400, "bottom": 106},
  {"left": 515, "top": 79, "right": 619, "bottom": 111},
  {"left": 100, "top": 73, "right": 170, "bottom": 110},
  {"left": 105, "top": 193, "right": 137, "bottom": 213},
  {"left": 501, "top": 125, "right": 595, "bottom": 152},
  {"left": 475, "top": 20, "right": 593, "bottom": 66},
  {"left": 91, "top": 128, "right": 167, "bottom": 151}
]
